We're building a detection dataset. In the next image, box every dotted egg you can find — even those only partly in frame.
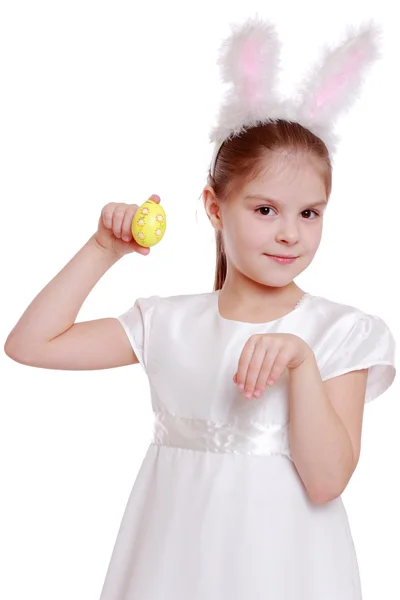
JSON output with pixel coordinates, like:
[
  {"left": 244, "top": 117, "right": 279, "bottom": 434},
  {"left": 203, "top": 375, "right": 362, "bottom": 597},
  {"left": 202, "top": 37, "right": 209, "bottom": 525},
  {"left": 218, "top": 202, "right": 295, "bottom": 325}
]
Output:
[{"left": 131, "top": 200, "right": 166, "bottom": 248}]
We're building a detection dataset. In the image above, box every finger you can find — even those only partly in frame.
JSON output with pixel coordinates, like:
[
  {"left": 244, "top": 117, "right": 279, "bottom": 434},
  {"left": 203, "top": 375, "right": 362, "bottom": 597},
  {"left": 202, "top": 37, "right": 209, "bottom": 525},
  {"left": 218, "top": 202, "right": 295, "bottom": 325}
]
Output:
[
  {"left": 253, "top": 348, "right": 281, "bottom": 397},
  {"left": 266, "top": 348, "right": 292, "bottom": 385},
  {"left": 112, "top": 205, "right": 126, "bottom": 238},
  {"left": 148, "top": 194, "right": 161, "bottom": 204},
  {"left": 236, "top": 336, "right": 258, "bottom": 393},
  {"left": 132, "top": 241, "right": 150, "bottom": 255},
  {"left": 101, "top": 203, "right": 118, "bottom": 229},
  {"left": 243, "top": 344, "right": 271, "bottom": 399},
  {"left": 121, "top": 207, "right": 136, "bottom": 242}
]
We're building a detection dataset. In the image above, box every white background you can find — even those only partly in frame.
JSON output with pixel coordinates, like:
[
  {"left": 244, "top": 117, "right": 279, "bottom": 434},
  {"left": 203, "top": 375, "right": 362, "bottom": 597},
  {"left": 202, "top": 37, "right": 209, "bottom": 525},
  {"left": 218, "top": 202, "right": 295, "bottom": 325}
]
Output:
[{"left": 1, "top": 1, "right": 398, "bottom": 598}]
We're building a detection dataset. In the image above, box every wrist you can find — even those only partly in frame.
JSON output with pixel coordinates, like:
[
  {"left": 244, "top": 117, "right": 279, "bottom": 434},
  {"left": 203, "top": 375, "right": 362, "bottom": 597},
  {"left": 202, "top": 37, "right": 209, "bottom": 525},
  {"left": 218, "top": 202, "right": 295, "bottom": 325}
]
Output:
[
  {"left": 288, "top": 342, "right": 315, "bottom": 371},
  {"left": 87, "top": 234, "right": 122, "bottom": 264}
]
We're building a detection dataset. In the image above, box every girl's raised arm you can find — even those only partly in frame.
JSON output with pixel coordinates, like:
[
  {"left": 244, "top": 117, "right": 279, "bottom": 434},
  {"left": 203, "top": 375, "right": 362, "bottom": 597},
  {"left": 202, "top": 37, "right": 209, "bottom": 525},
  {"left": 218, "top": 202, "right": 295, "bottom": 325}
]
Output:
[{"left": 4, "top": 198, "right": 160, "bottom": 370}]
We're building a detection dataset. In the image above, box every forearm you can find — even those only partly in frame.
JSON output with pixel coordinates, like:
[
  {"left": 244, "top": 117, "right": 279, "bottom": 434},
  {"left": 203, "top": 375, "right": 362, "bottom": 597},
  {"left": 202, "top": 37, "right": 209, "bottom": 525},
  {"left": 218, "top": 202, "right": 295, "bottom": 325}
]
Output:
[
  {"left": 288, "top": 350, "right": 355, "bottom": 503},
  {"left": 6, "top": 234, "right": 120, "bottom": 346}
]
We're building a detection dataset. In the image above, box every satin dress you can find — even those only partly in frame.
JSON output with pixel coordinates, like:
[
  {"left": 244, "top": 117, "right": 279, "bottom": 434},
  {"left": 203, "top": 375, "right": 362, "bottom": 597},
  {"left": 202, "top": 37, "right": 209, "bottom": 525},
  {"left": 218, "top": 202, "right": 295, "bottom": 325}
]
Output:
[{"left": 99, "top": 291, "right": 396, "bottom": 600}]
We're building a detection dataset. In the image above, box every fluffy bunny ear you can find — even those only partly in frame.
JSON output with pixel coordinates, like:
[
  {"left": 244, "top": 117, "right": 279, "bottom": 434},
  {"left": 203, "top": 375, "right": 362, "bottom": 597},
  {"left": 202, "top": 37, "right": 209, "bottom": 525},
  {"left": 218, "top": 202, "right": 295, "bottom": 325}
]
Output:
[
  {"left": 295, "top": 21, "right": 382, "bottom": 131},
  {"left": 209, "top": 14, "right": 283, "bottom": 145}
]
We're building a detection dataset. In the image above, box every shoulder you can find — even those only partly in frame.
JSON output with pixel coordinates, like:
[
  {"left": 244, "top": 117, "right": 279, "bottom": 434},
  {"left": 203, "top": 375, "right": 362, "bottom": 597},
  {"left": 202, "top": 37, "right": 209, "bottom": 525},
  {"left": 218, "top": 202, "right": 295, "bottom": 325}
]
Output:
[
  {"left": 151, "top": 290, "right": 215, "bottom": 315},
  {"left": 120, "top": 290, "right": 215, "bottom": 323},
  {"left": 139, "top": 291, "right": 218, "bottom": 351},
  {"left": 309, "top": 293, "right": 396, "bottom": 361},
  {"left": 311, "top": 296, "right": 396, "bottom": 403},
  {"left": 305, "top": 294, "right": 396, "bottom": 354},
  {"left": 308, "top": 294, "right": 392, "bottom": 334},
  {"left": 309, "top": 294, "right": 365, "bottom": 322}
]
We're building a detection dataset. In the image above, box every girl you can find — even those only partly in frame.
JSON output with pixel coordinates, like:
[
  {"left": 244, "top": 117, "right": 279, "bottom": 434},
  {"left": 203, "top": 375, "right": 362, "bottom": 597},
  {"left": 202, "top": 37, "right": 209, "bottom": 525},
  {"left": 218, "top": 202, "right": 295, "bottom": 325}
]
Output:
[{"left": 4, "top": 15, "right": 397, "bottom": 600}]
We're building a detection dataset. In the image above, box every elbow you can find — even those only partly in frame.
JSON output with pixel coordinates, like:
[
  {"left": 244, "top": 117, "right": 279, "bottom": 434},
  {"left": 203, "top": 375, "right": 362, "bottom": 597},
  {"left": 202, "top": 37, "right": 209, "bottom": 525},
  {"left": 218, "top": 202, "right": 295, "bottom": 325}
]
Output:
[
  {"left": 4, "top": 337, "right": 33, "bottom": 366},
  {"left": 4, "top": 338, "right": 19, "bottom": 360},
  {"left": 303, "top": 457, "right": 358, "bottom": 505},
  {"left": 307, "top": 475, "right": 352, "bottom": 505},
  {"left": 308, "top": 487, "right": 342, "bottom": 505}
]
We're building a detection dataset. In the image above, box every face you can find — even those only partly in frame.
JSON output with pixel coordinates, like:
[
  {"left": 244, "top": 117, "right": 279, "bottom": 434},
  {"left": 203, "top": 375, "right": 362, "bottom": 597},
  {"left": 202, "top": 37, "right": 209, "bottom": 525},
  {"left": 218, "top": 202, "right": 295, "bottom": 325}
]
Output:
[{"left": 204, "top": 151, "right": 328, "bottom": 290}]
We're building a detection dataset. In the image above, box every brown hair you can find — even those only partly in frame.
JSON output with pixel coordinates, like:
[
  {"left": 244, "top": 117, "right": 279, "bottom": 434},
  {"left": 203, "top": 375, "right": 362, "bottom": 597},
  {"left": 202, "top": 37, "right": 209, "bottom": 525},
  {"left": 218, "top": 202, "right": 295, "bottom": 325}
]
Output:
[{"left": 206, "top": 119, "right": 332, "bottom": 291}]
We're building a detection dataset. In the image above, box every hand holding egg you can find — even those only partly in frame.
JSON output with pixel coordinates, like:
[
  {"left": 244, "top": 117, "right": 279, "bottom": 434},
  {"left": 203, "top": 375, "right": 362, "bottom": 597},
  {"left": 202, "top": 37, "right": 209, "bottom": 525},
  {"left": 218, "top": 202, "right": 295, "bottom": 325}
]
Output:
[{"left": 94, "top": 194, "right": 165, "bottom": 258}]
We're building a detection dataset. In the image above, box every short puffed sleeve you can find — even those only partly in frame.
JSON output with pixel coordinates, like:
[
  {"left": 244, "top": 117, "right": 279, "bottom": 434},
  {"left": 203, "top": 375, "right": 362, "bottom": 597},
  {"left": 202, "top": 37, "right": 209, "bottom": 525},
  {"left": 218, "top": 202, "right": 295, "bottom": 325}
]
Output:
[
  {"left": 319, "top": 314, "right": 396, "bottom": 403},
  {"left": 116, "top": 295, "right": 160, "bottom": 373}
]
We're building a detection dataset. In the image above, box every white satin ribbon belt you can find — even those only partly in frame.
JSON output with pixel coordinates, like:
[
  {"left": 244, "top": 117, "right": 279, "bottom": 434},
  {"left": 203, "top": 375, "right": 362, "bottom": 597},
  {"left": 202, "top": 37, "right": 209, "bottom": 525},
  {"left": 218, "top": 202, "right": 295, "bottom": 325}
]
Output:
[{"left": 152, "top": 412, "right": 292, "bottom": 459}]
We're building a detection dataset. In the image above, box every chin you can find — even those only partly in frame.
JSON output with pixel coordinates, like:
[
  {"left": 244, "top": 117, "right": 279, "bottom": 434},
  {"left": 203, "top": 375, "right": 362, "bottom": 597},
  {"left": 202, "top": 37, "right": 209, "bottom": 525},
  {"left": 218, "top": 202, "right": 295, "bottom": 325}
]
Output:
[{"left": 246, "top": 272, "right": 297, "bottom": 288}]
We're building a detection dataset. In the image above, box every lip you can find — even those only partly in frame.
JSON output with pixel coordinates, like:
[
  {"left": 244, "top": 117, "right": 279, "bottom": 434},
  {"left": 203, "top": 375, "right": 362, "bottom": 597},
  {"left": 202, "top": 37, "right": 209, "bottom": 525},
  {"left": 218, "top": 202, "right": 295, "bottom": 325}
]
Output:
[{"left": 265, "top": 254, "right": 298, "bottom": 264}]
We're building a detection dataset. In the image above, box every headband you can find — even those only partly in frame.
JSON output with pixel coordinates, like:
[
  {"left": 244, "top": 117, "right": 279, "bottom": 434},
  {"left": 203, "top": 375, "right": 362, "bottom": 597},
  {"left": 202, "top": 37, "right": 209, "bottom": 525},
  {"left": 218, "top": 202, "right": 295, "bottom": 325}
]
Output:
[{"left": 209, "top": 15, "right": 381, "bottom": 176}]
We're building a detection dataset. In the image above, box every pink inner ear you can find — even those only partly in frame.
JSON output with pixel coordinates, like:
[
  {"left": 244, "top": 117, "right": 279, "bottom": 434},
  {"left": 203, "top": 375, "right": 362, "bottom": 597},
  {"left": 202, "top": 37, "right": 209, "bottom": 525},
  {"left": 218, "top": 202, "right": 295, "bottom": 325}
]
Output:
[
  {"left": 240, "top": 37, "right": 264, "bottom": 105},
  {"left": 310, "top": 48, "right": 365, "bottom": 118}
]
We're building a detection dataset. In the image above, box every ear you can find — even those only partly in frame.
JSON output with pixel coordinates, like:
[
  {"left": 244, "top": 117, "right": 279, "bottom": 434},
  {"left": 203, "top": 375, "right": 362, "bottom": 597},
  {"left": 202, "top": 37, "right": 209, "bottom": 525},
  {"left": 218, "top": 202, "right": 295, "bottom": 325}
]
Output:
[
  {"left": 203, "top": 186, "right": 222, "bottom": 227},
  {"left": 209, "top": 14, "right": 283, "bottom": 145},
  {"left": 295, "top": 21, "right": 382, "bottom": 129}
]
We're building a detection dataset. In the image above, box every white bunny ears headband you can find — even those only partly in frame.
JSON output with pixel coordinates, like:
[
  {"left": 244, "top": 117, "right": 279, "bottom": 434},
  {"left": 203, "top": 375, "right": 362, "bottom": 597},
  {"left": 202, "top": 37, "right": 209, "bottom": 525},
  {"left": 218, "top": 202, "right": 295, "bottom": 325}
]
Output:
[{"left": 209, "top": 15, "right": 381, "bottom": 176}]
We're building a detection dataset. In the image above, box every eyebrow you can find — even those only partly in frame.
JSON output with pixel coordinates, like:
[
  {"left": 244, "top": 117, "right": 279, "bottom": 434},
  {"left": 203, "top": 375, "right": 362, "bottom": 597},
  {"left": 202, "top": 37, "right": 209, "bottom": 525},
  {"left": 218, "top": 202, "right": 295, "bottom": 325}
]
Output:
[{"left": 244, "top": 194, "right": 328, "bottom": 208}]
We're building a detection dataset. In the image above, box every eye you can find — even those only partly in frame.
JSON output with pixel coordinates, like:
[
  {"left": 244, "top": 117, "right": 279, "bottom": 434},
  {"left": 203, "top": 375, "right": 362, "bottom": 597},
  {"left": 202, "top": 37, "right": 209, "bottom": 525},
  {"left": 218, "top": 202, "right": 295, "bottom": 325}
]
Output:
[
  {"left": 301, "top": 209, "right": 320, "bottom": 219},
  {"left": 255, "top": 207, "right": 320, "bottom": 219}
]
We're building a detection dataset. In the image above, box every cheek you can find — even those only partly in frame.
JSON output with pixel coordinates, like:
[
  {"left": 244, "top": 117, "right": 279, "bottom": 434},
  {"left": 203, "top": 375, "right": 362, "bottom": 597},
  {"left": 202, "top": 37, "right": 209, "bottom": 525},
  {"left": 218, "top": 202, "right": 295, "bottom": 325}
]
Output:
[
  {"left": 223, "top": 219, "right": 260, "bottom": 260},
  {"left": 312, "top": 220, "right": 324, "bottom": 239},
  {"left": 235, "top": 214, "right": 265, "bottom": 240},
  {"left": 303, "top": 223, "right": 323, "bottom": 251},
  {"left": 234, "top": 223, "right": 264, "bottom": 252},
  {"left": 225, "top": 214, "right": 251, "bottom": 243}
]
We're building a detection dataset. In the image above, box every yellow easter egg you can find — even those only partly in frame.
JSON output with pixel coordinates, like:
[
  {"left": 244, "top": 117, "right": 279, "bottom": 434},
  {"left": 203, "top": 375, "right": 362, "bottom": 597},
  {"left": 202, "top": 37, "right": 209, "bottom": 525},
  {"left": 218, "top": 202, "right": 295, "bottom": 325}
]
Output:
[{"left": 131, "top": 199, "right": 166, "bottom": 248}]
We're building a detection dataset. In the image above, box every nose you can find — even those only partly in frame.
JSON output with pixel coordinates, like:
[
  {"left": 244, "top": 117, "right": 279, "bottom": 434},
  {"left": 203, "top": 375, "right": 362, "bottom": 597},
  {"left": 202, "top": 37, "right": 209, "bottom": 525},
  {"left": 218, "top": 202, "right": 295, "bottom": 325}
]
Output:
[{"left": 276, "top": 221, "right": 300, "bottom": 244}]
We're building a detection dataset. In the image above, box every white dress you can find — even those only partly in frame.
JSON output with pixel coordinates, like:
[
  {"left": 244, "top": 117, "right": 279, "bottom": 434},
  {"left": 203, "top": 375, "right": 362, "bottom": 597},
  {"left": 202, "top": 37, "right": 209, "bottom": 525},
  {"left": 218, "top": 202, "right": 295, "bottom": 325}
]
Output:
[{"left": 99, "top": 291, "right": 396, "bottom": 600}]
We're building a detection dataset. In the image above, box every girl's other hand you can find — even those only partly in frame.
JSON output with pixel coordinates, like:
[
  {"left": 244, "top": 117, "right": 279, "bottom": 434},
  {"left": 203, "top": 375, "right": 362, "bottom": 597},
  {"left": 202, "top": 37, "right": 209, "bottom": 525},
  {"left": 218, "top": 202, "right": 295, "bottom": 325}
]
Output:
[{"left": 233, "top": 333, "right": 312, "bottom": 399}]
